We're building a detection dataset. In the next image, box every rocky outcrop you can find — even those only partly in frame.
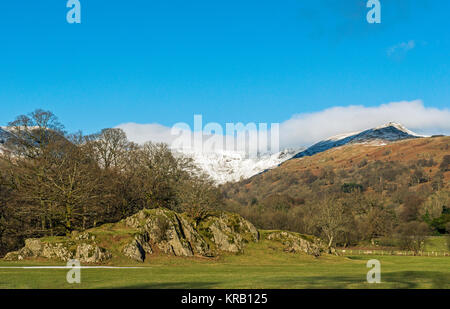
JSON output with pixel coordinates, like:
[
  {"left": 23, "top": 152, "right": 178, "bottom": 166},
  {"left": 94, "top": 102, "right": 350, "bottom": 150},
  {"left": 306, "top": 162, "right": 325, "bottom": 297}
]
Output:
[
  {"left": 124, "top": 208, "right": 211, "bottom": 257},
  {"left": 123, "top": 240, "right": 147, "bottom": 262},
  {"left": 3, "top": 208, "right": 260, "bottom": 263},
  {"left": 122, "top": 208, "right": 258, "bottom": 258},
  {"left": 197, "top": 212, "right": 259, "bottom": 253},
  {"left": 75, "top": 243, "right": 112, "bottom": 263},
  {"left": 4, "top": 235, "right": 111, "bottom": 263},
  {"left": 4, "top": 210, "right": 333, "bottom": 263},
  {"left": 264, "top": 231, "right": 328, "bottom": 257},
  {"left": 4, "top": 210, "right": 331, "bottom": 263},
  {"left": 4, "top": 239, "right": 73, "bottom": 261}
]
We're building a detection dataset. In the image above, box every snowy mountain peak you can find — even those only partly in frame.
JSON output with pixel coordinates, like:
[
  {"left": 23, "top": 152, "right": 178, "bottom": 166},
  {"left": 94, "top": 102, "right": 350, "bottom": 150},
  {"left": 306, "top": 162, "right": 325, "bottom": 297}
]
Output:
[
  {"left": 376, "top": 121, "right": 405, "bottom": 129},
  {"left": 187, "top": 122, "right": 423, "bottom": 184},
  {"left": 177, "top": 147, "right": 302, "bottom": 184},
  {"left": 374, "top": 122, "right": 422, "bottom": 136},
  {"left": 292, "top": 122, "right": 422, "bottom": 159}
]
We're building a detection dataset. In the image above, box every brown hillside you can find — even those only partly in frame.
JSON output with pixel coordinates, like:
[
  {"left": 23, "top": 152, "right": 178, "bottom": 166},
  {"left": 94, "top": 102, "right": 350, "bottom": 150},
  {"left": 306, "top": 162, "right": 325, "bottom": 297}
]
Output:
[
  {"left": 221, "top": 136, "right": 449, "bottom": 247},
  {"left": 279, "top": 136, "right": 450, "bottom": 183},
  {"left": 223, "top": 136, "right": 449, "bottom": 207}
]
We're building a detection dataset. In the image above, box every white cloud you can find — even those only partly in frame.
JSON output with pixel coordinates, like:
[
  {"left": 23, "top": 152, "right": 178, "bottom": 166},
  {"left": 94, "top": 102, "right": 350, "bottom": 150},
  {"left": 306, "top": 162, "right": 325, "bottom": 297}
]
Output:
[
  {"left": 117, "top": 100, "right": 450, "bottom": 151},
  {"left": 387, "top": 40, "right": 416, "bottom": 57},
  {"left": 279, "top": 100, "right": 450, "bottom": 147},
  {"left": 116, "top": 122, "right": 177, "bottom": 145}
]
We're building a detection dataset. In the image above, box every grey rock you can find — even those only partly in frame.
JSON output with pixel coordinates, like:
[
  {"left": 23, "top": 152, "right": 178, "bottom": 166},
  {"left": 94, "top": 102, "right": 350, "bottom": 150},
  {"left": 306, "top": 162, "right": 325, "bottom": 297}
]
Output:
[
  {"left": 265, "top": 231, "right": 326, "bottom": 257},
  {"left": 4, "top": 239, "right": 74, "bottom": 261},
  {"left": 24, "top": 239, "right": 43, "bottom": 255},
  {"left": 124, "top": 208, "right": 210, "bottom": 257},
  {"left": 123, "top": 208, "right": 258, "bottom": 257},
  {"left": 4, "top": 247, "right": 33, "bottom": 261},
  {"left": 41, "top": 243, "right": 74, "bottom": 261},
  {"left": 75, "top": 243, "right": 111, "bottom": 263},
  {"left": 123, "top": 240, "right": 146, "bottom": 262},
  {"left": 197, "top": 212, "right": 259, "bottom": 253}
]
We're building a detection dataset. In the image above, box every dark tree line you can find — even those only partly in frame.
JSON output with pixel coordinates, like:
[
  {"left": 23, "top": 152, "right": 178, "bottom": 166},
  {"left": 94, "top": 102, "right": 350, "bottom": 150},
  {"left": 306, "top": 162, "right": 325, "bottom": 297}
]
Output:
[{"left": 0, "top": 110, "right": 221, "bottom": 256}]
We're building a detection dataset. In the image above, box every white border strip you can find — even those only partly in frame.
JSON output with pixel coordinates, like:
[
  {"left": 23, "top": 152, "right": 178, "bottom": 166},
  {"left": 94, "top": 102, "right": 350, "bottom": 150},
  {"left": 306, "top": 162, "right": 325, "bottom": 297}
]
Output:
[{"left": 0, "top": 266, "right": 146, "bottom": 269}]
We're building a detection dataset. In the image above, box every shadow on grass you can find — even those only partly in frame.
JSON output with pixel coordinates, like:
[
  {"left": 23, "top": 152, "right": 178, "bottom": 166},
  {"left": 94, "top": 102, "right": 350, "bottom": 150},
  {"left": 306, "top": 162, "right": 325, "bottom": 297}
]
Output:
[
  {"left": 261, "top": 271, "right": 449, "bottom": 289},
  {"left": 110, "top": 270, "right": 449, "bottom": 289},
  {"left": 383, "top": 271, "right": 449, "bottom": 289},
  {"left": 114, "top": 282, "right": 220, "bottom": 289}
]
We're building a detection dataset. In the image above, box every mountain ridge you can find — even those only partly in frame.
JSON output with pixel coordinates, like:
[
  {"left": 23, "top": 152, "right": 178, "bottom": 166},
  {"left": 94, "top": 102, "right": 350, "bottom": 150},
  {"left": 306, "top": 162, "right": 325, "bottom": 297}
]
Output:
[
  {"left": 0, "top": 123, "right": 438, "bottom": 185},
  {"left": 292, "top": 122, "right": 423, "bottom": 160}
]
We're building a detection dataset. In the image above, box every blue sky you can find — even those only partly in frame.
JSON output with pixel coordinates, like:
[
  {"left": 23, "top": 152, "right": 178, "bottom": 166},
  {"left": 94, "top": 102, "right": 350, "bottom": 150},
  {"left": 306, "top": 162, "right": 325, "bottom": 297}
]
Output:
[{"left": 0, "top": 1, "right": 449, "bottom": 139}]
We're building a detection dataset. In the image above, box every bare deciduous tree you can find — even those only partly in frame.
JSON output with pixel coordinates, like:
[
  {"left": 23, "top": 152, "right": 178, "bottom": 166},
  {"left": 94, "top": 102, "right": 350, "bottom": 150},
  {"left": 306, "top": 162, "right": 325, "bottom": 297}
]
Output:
[
  {"left": 86, "top": 128, "right": 130, "bottom": 170},
  {"left": 313, "top": 197, "right": 352, "bottom": 249},
  {"left": 6, "top": 109, "right": 65, "bottom": 159}
]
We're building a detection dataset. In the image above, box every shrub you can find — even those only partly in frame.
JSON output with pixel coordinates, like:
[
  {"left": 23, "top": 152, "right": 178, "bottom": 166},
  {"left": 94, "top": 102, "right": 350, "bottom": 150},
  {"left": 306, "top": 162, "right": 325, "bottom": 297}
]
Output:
[
  {"left": 301, "top": 170, "right": 317, "bottom": 185},
  {"left": 413, "top": 157, "right": 436, "bottom": 168},
  {"left": 439, "top": 155, "right": 450, "bottom": 172},
  {"left": 409, "top": 168, "right": 429, "bottom": 186},
  {"left": 357, "top": 159, "right": 368, "bottom": 168},
  {"left": 428, "top": 207, "right": 450, "bottom": 234},
  {"left": 341, "top": 183, "right": 364, "bottom": 193},
  {"left": 397, "top": 221, "right": 429, "bottom": 254}
]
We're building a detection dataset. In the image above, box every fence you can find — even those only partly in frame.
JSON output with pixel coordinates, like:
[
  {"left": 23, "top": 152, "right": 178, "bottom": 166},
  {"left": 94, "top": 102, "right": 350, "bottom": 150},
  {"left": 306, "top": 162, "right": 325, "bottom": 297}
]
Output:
[{"left": 338, "top": 249, "right": 450, "bottom": 257}]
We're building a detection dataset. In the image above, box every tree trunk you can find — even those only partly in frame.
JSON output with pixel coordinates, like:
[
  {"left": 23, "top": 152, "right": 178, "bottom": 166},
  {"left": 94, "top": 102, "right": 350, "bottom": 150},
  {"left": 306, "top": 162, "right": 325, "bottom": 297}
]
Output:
[{"left": 328, "top": 235, "right": 334, "bottom": 248}]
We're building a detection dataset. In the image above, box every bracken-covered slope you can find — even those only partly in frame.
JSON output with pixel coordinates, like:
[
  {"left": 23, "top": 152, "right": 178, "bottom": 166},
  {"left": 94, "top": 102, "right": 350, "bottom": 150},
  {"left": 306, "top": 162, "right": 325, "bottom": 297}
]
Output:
[
  {"left": 223, "top": 136, "right": 450, "bottom": 203},
  {"left": 285, "top": 136, "right": 448, "bottom": 176}
]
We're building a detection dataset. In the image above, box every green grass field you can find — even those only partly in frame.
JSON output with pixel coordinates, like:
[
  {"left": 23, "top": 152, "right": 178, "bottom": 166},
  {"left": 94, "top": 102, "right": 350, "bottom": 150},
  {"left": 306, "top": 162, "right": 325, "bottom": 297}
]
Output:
[
  {"left": 425, "top": 236, "right": 450, "bottom": 252},
  {"left": 0, "top": 240, "right": 449, "bottom": 289}
]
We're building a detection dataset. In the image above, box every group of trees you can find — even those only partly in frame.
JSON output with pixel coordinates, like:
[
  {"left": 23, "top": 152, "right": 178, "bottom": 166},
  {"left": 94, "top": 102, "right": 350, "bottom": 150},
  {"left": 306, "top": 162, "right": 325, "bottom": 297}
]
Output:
[
  {"left": 0, "top": 110, "right": 220, "bottom": 255},
  {"left": 226, "top": 191, "right": 397, "bottom": 249}
]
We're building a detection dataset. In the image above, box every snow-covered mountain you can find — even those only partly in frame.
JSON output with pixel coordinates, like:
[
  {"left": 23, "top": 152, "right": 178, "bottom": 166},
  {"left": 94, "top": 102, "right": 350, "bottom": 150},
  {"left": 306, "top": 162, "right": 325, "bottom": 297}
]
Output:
[
  {"left": 1, "top": 125, "right": 300, "bottom": 183},
  {"left": 292, "top": 122, "right": 423, "bottom": 159},
  {"left": 0, "top": 127, "right": 12, "bottom": 145},
  {"left": 0, "top": 122, "right": 426, "bottom": 185},
  {"left": 175, "top": 148, "right": 301, "bottom": 184},
  {"left": 0, "top": 127, "right": 13, "bottom": 153},
  {"left": 170, "top": 122, "right": 426, "bottom": 183}
]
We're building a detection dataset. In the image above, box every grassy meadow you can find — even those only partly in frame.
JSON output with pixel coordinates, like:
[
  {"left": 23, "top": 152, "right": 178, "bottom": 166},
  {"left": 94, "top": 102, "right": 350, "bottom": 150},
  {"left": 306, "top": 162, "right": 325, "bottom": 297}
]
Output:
[{"left": 0, "top": 240, "right": 448, "bottom": 289}]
